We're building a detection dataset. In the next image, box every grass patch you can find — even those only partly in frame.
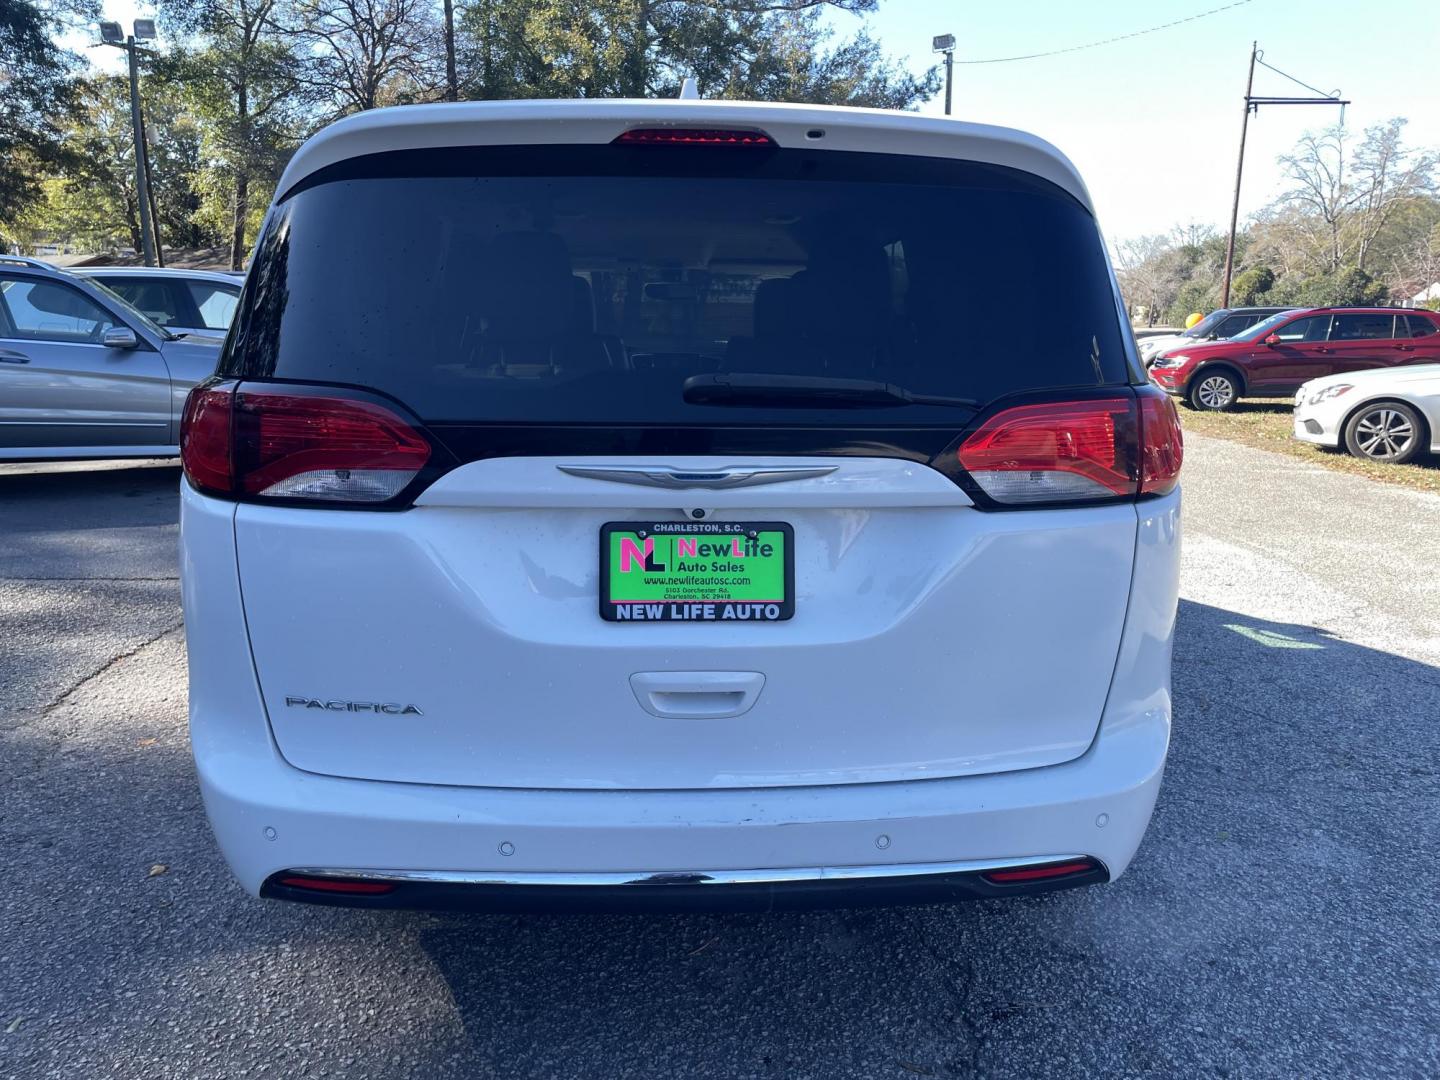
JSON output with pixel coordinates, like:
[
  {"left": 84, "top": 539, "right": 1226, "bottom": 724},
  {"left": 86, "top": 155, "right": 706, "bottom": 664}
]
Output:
[{"left": 1179, "top": 402, "right": 1440, "bottom": 495}]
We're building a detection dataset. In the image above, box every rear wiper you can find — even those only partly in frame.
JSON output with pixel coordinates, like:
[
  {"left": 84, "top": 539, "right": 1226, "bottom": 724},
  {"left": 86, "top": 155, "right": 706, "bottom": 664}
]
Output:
[{"left": 682, "top": 373, "right": 980, "bottom": 410}]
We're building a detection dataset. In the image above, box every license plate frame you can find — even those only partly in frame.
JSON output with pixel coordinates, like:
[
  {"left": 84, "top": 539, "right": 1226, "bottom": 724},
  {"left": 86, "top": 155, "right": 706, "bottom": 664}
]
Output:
[{"left": 599, "top": 520, "right": 795, "bottom": 622}]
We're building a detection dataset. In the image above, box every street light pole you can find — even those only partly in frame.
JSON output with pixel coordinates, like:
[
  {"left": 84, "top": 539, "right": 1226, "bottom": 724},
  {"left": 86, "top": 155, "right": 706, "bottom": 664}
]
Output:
[
  {"left": 100, "top": 20, "right": 159, "bottom": 266},
  {"left": 932, "top": 34, "right": 956, "bottom": 116},
  {"left": 1220, "top": 42, "right": 1348, "bottom": 307},
  {"left": 124, "top": 37, "right": 157, "bottom": 267}
]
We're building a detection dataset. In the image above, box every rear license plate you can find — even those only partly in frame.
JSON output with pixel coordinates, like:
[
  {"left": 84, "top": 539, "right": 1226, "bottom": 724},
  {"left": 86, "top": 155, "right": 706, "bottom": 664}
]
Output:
[{"left": 600, "top": 521, "right": 794, "bottom": 622}]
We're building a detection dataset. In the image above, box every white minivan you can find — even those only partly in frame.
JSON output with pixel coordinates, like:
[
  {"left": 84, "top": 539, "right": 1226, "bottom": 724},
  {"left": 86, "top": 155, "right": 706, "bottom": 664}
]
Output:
[{"left": 179, "top": 100, "right": 1182, "bottom": 912}]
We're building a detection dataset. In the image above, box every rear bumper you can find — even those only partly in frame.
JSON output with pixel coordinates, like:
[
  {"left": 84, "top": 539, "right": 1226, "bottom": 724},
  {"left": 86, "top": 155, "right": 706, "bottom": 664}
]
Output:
[
  {"left": 182, "top": 484, "right": 1180, "bottom": 909},
  {"left": 259, "top": 858, "right": 1109, "bottom": 913},
  {"left": 200, "top": 714, "right": 1161, "bottom": 904}
]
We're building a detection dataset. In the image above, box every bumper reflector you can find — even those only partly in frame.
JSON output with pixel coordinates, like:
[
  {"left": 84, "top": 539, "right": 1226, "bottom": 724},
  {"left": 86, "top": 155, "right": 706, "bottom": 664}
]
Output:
[
  {"left": 276, "top": 875, "right": 397, "bottom": 895},
  {"left": 981, "top": 858, "right": 1100, "bottom": 884}
]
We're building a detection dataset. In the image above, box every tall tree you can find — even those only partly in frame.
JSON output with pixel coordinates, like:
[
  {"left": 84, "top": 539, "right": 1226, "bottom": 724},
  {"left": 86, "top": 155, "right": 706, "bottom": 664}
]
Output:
[
  {"left": 47, "top": 76, "right": 146, "bottom": 252},
  {"left": 285, "top": 0, "right": 442, "bottom": 116},
  {"left": 1274, "top": 119, "right": 1439, "bottom": 274},
  {"left": 160, "top": 0, "right": 311, "bottom": 267},
  {"left": 0, "top": 0, "right": 95, "bottom": 241},
  {"left": 454, "top": 0, "right": 934, "bottom": 107},
  {"left": 1113, "top": 235, "right": 1179, "bottom": 321},
  {"left": 12, "top": 75, "right": 215, "bottom": 255}
]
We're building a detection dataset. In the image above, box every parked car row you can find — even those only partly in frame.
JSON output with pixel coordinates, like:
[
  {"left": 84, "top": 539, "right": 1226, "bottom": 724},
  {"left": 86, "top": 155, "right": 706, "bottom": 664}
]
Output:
[
  {"left": 0, "top": 256, "right": 230, "bottom": 459},
  {"left": 75, "top": 266, "right": 242, "bottom": 338},
  {"left": 1144, "top": 304, "right": 1440, "bottom": 465},
  {"left": 1137, "top": 306, "right": 1294, "bottom": 364}
]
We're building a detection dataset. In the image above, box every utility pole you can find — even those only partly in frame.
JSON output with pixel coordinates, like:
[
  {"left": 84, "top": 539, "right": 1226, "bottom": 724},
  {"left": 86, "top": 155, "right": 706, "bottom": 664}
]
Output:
[
  {"left": 442, "top": 0, "right": 458, "bottom": 102},
  {"left": 1220, "top": 43, "right": 1257, "bottom": 309},
  {"left": 933, "top": 34, "right": 956, "bottom": 116},
  {"left": 100, "top": 20, "right": 158, "bottom": 266},
  {"left": 1220, "top": 42, "right": 1349, "bottom": 307}
]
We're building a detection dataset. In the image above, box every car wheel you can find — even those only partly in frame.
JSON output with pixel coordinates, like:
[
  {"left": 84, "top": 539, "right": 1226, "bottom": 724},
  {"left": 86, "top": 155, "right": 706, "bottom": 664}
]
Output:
[
  {"left": 1188, "top": 370, "right": 1240, "bottom": 412},
  {"left": 1344, "top": 401, "right": 1425, "bottom": 464}
]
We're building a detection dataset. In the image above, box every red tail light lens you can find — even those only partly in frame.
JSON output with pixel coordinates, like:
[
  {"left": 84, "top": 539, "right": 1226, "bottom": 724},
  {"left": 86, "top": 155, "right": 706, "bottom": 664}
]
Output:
[
  {"left": 180, "top": 383, "right": 432, "bottom": 504},
  {"left": 277, "top": 876, "right": 397, "bottom": 895},
  {"left": 180, "top": 384, "right": 234, "bottom": 493},
  {"left": 1138, "top": 391, "right": 1183, "bottom": 496},
  {"left": 614, "top": 127, "right": 774, "bottom": 146},
  {"left": 957, "top": 398, "right": 1137, "bottom": 505},
  {"left": 982, "top": 858, "right": 1100, "bottom": 884},
  {"left": 235, "top": 390, "right": 431, "bottom": 501}
]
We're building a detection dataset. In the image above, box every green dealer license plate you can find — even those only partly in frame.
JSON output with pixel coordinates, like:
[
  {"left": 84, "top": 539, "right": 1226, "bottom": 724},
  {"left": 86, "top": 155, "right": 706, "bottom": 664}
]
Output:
[{"left": 600, "top": 521, "right": 794, "bottom": 622}]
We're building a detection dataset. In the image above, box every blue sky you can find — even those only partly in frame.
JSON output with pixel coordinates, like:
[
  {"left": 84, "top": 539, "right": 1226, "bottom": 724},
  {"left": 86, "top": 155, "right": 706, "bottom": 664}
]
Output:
[
  {"left": 839, "top": 0, "right": 1439, "bottom": 241},
  {"left": 75, "top": 0, "right": 1439, "bottom": 241}
]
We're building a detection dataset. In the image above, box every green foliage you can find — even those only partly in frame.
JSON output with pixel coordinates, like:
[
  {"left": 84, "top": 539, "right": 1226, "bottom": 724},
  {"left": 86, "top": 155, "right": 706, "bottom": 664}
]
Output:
[
  {"left": 0, "top": 0, "right": 92, "bottom": 235},
  {"left": 1270, "top": 266, "right": 1389, "bottom": 308},
  {"left": 6, "top": 76, "right": 146, "bottom": 253},
  {"left": 1166, "top": 279, "right": 1218, "bottom": 326},
  {"left": 455, "top": 0, "right": 933, "bottom": 106},
  {"left": 155, "top": 0, "right": 315, "bottom": 266},
  {"left": 1230, "top": 265, "right": 1275, "bottom": 306},
  {"left": 13, "top": 0, "right": 931, "bottom": 257}
]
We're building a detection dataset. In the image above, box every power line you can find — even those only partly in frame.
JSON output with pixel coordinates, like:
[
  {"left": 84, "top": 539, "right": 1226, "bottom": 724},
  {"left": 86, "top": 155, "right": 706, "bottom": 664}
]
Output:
[{"left": 954, "top": 0, "right": 1256, "bottom": 65}]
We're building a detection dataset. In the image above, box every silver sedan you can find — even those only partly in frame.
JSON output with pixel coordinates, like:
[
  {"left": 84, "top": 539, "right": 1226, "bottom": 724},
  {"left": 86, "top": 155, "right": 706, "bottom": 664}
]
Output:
[{"left": 0, "top": 257, "right": 224, "bottom": 461}]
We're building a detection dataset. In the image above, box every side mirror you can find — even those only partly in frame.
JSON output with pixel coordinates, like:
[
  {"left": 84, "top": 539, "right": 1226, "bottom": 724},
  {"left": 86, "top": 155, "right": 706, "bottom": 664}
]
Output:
[
  {"left": 102, "top": 326, "right": 139, "bottom": 350},
  {"left": 1264, "top": 334, "right": 1280, "bottom": 346}
]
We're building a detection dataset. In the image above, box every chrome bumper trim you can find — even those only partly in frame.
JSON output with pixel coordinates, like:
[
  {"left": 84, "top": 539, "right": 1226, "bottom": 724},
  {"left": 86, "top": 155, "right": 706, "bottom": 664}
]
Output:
[{"left": 283, "top": 854, "right": 1090, "bottom": 888}]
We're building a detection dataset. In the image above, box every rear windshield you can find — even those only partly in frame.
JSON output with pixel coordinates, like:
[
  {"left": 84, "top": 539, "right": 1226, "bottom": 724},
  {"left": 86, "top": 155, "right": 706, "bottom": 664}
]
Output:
[{"left": 228, "top": 145, "right": 1128, "bottom": 424}]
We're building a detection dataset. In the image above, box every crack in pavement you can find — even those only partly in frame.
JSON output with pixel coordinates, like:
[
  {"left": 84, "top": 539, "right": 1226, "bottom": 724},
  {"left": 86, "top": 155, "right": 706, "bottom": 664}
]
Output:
[{"left": 39, "top": 620, "right": 186, "bottom": 718}]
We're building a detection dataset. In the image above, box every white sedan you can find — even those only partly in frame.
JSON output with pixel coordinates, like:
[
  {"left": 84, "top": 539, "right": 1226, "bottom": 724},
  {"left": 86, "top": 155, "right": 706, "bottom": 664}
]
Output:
[{"left": 1294, "top": 364, "right": 1440, "bottom": 464}]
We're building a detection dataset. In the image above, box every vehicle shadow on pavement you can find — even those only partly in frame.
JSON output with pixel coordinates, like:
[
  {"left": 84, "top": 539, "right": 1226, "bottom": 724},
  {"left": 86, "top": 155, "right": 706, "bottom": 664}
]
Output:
[
  {"left": 0, "top": 463, "right": 182, "bottom": 534},
  {"left": 403, "top": 600, "right": 1440, "bottom": 1078},
  {"left": 0, "top": 465, "right": 182, "bottom": 584},
  {"left": 5, "top": 600, "right": 1439, "bottom": 1078}
]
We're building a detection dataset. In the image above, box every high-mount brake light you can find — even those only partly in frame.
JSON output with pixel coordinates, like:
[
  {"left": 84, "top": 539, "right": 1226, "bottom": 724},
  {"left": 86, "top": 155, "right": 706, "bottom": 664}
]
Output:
[
  {"left": 180, "top": 383, "right": 432, "bottom": 504},
  {"left": 613, "top": 128, "right": 774, "bottom": 146}
]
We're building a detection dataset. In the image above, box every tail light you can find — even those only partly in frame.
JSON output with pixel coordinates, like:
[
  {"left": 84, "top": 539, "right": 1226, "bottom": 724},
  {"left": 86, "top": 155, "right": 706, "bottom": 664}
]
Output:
[
  {"left": 947, "top": 389, "right": 1181, "bottom": 508},
  {"left": 956, "top": 397, "right": 1136, "bottom": 505},
  {"left": 1138, "top": 391, "right": 1183, "bottom": 496},
  {"left": 613, "top": 128, "right": 774, "bottom": 146},
  {"left": 180, "top": 382, "right": 433, "bottom": 505}
]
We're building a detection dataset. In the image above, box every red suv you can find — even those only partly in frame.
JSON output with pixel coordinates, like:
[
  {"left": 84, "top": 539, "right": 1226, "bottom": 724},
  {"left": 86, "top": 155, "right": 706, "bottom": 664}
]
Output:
[{"left": 1149, "top": 307, "right": 1440, "bottom": 411}]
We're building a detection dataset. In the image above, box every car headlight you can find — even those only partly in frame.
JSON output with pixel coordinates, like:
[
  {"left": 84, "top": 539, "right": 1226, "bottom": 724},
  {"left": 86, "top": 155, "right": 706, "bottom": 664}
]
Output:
[
  {"left": 1152, "top": 355, "right": 1188, "bottom": 368},
  {"left": 1306, "top": 384, "right": 1353, "bottom": 405}
]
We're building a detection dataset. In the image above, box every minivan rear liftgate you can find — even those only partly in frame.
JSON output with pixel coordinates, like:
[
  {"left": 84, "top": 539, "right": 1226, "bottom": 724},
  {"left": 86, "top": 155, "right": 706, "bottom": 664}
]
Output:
[
  {"left": 184, "top": 381, "right": 1180, "bottom": 792},
  {"left": 183, "top": 133, "right": 1181, "bottom": 794}
]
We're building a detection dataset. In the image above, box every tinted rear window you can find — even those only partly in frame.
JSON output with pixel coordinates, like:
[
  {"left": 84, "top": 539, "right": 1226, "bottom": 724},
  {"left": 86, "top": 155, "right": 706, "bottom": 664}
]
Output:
[{"left": 228, "top": 145, "right": 1127, "bottom": 424}]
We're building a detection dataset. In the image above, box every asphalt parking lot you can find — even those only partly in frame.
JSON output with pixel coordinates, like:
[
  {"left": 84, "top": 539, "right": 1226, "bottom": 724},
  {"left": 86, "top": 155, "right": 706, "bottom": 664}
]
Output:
[{"left": 3, "top": 437, "right": 1439, "bottom": 1079}]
